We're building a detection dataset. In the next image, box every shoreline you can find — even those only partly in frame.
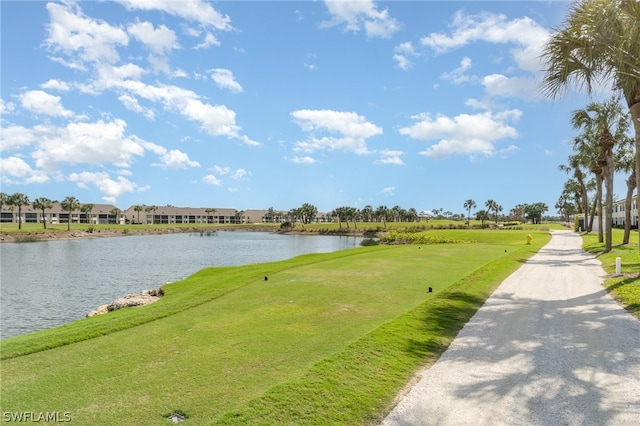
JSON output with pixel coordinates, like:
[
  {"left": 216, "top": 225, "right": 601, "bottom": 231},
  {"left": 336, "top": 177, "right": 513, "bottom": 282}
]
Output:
[{"left": 0, "top": 225, "right": 369, "bottom": 243}]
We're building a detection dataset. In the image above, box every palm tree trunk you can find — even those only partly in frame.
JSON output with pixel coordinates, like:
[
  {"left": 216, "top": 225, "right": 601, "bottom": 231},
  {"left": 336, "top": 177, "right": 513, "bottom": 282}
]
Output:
[
  {"left": 631, "top": 102, "right": 640, "bottom": 251},
  {"left": 595, "top": 174, "right": 603, "bottom": 243},
  {"left": 604, "top": 155, "right": 615, "bottom": 252},
  {"left": 623, "top": 171, "right": 635, "bottom": 245}
]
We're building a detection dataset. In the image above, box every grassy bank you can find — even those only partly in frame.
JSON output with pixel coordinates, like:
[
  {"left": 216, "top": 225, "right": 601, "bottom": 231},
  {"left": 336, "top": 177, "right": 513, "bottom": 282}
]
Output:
[
  {"left": 1, "top": 229, "right": 550, "bottom": 425},
  {"left": 581, "top": 229, "right": 640, "bottom": 318}
]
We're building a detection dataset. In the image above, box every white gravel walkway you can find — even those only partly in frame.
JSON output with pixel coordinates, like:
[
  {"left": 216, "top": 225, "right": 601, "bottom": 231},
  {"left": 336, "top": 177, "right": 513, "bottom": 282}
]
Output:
[{"left": 381, "top": 230, "right": 640, "bottom": 426}]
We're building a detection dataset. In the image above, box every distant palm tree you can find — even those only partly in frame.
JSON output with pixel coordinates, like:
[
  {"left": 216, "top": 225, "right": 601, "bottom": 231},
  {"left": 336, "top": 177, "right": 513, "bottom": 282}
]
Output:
[
  {"left": 0, "top": 192, "right": 7, "bottom": 213},
  {"left": 61, "top": 196, "right": 81, "bottom": 231},
  {"left": 375, "top": 205, "right": 389, "bottom": 228},
  {"left": 81, "top": 203, "right": 95, "bottom": 225},
  {"left": 463, "top": 199, "right": 476, "bottom": 228},
  {"left": 133, "top": 205, "right": 143, "bottom": 224},
  {"left": 476, "top": 210, "right": 490, "bottom": 229},
  {"left": 144, "top": 205, "right": 158, "bottom": 224},
  {"left": 8, "top": 193, "right": 30, "bottom": 230},
  {"left": 32, "top": 197, "right": 53, "bottom": 229},
  {"left": 110, "top": 208, "right": 121, "bottom": 224},
  {"left": 205, "top": 208, "right": 216, "bottom": 224}
]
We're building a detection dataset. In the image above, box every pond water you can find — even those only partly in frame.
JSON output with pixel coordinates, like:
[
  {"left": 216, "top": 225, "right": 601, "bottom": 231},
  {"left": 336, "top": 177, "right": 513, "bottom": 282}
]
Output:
[{"left": 0, "top": 231, "right": 363, "bottom": 339}]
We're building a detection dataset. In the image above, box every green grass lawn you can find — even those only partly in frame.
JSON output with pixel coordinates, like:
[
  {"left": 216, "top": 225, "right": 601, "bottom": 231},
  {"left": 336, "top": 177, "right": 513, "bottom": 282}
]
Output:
[
  {"left": 581, "top": 229, "right": 640, "bottom": 318},
  {"left": 2, "top": 229, "right": 550, "bottom": 425}
]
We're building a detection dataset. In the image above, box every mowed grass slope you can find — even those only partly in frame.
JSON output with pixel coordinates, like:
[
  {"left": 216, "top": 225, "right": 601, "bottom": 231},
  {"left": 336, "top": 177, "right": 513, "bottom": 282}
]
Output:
[{"left": 1, "top": 229, "right": 550, "bottom": 425}]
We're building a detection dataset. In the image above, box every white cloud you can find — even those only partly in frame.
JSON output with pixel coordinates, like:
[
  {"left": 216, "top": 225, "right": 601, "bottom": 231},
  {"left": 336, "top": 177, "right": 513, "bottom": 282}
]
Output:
[
  {"left": 0, "top": 156, "right": 49, "bottom": 184},
  {"left": 45, "top": 2, "right": 129, "bottom": 67},
  {"left": 291, "top": 109, "right": 382, "bottom": 155},
  {"left": 115, "top": 0, "right": 232, "bottom": 31},
  {"left": 291, "top": 156, "right": 316, "bottom": 164},
  {"left": 231, "top": 168, "right": 248, "bottom": 180},
  {"left": 118, "top": 94, "right": 155, "bottom": 120},
  {"left": 440, "top": 57, "right": 473, "bottom": 84},
  {"left": 381, "top": 186, "right": 395, "bottom": 195},
  {"left": 481, "top": 73, "right": 540, "bottom": 100},
  {"left": 0, "top": 99, "right": 15, "bottom": 115},
  {"left": 31, "top": 119, "right": 146, "bottom": 170},
  {"left": 292, "top": 109, "right": 382, "bottom": 139},
  {"left": 322, "top": 0, "right": 400, "bottom": 38},
  {"left": 68, "top": 171, "right": 147, "bottom": 202},
  {"left": 193, "top": 32, "right": 221, "bottom": 49},
  {"left": 212, "top": 165, "right": 231, "bottom": 175},
  {"left": 210, "top": 69, "right": 243, "bottom": 93},
  {"left": 0, "top": 125, "right": 37, "bottom": 152},
  {"left": 19, "top": 90, "right": 74, "bottom": 118},
  {"left": 41, "top": 79, "right": 71, "bottom": 91},
  {"left": 399, "top": 110, "right": 521, "bottom": 159},
  {"left": 155, "top": 149, "right": 201, "bottom": 169},
  {"left": 421, "top": 11, "right": 550, "bottom": 100},
  {"left": 421, "top": 11, "right": 548, "bottom": 59},
  {"left": 127, "top": 20, "right": 179, "bottom": 55},
  {"left": 375, "top": 150, "right": 404, "bottom": 165},
  {"left": 393, "top": 42, "right": 419, "bottom": 71},
  {"left": 203, "top": 174, "right": 222, "bottom": 185},
  {"left": 93, "top": 72, "right": 258, "bottom": 145}
]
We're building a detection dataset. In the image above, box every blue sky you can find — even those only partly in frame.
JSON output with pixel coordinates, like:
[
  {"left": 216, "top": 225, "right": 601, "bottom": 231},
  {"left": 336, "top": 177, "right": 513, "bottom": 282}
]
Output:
[{"left": 0, "top": 1, "right": 613, "bottom": 215}]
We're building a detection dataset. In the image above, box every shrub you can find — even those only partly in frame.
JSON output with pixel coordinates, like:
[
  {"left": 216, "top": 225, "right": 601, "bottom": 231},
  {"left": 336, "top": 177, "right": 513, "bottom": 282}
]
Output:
[{"left": 360, "top": 238, "right": 379, "bottom": 246}]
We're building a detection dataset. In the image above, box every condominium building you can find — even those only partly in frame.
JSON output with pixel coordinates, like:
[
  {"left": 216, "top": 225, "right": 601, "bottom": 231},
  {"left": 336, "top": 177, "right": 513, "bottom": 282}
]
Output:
[
  {"left": 612, "top": 197, "right": 639, "bottom": 228},
  {"left": 0, "top": 202, "right": 124, "bottom": 225}
]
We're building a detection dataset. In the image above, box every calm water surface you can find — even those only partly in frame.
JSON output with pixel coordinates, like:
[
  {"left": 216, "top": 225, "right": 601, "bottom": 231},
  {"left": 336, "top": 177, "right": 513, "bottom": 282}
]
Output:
[{"left": 0, "top": 231, "right": 363, "bottom": 338}]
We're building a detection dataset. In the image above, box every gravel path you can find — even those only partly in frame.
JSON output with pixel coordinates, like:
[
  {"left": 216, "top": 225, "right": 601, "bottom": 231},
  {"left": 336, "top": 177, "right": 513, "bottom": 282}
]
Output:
[{"left": 381, "top": 230, "right": 640, "bottom": 426}]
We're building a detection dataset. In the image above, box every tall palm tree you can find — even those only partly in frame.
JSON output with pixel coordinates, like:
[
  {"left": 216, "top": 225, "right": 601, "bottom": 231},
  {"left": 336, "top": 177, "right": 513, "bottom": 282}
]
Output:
[
  {"left": 8, "top": 193, "right": 30, "bottom": 230},
  {"left": 485, "top": 200, "right": 497, "bottom": 225},
  {"left": 110, "top": 208, "right": 121, "bottom": 224},
  {"left": 571, "top": 98, "right": 628, "bottom": 252},
  {"left": 463, "top": 199, "right": 476, "bottom": 228},
  {"left": 81, "top": 203, "right": 95, "bottom": 225},
  {"left": 32, "top": 197, "right": 53, "bottom": 229},
  {"left": 541, "top": 0, "right": 640, "bottom": 249},
  {"left": 60, "top": 196, "right": 80, "bottom": 231},
  {"left": 558, "top": 153, "right": 591, "bottom": 221},
  {"left": 133, "top": 204, "right": 143, "bottom": 224}
]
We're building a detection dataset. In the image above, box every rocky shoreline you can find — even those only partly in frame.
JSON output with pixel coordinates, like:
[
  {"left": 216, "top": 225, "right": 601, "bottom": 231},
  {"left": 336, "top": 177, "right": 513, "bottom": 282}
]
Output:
[{"left": 87, "top": 288, "right": 165, "bottom": 317}]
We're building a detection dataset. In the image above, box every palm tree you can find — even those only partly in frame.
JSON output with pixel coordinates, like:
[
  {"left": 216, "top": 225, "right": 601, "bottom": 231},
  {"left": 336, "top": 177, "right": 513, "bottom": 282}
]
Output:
[
  {"left": 133, "top": 205, "right": 143, "bottom": 224},
  {"left": 541, "top": 0, "right": 640, "bottom": 249},
  {"left": 571, "top": 98, "right": 628, "bottom": 252},
  {"left": 264, "top": 207, "right": 275, "bottom": 223},
  {"left": 476, "top": 209, "right": 490, "bottom": 229},
  {"left": 144, "top": 205, "right": 157, "bottom": 224},
  {"left": 375, "top": 205, "right": 389, "bottom": 228},
  {"left": 558, "top": 153, "right": 591, "bottom": 222},
  {"left": 485, "top": 200, "right": 497, "bottom": 225},
  {"left": 60, "top": 196, "right": 80, "bottom": 231},
  {"left": 463, "top": 199, "right": 476, "bottom": 228},
  {"left": 361, "top": 205, "right": 374, "bottom": 223},
  {"left": 0, "top": 192, "right": 7, "bottom": 213},
  {"left": 110, "top": 208, "right": 121, "bottom": 224},
  {"left": 205, "top": 208, "right": 216, "bottom": 224},
  {"left": 32, "top": 197, "right": 53, "bottom": 229},
  {"left": 8, "top": 193, "right": 30, "bottom": 230},
  {"left": 81, "top": 203, "right": 95, "bottom": 225}
]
